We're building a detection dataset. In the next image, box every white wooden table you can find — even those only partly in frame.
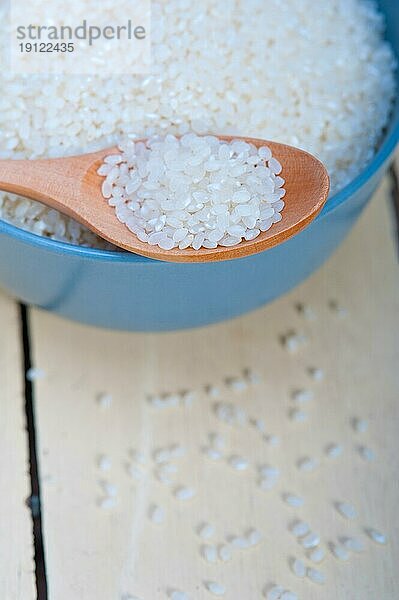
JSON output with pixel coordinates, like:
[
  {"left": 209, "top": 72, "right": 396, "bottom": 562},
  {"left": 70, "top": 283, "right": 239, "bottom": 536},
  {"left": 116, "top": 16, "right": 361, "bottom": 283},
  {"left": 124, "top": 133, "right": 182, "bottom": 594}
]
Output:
[{"left": 1, "top": 163, "right": 399, "bottom": 600}]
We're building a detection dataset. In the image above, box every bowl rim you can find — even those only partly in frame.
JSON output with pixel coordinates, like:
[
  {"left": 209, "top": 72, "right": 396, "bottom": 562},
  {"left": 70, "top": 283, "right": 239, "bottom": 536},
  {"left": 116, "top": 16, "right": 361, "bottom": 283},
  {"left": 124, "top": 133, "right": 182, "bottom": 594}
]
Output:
[{"left": 0, "top": 120, "right": 398, "bottom": 264}]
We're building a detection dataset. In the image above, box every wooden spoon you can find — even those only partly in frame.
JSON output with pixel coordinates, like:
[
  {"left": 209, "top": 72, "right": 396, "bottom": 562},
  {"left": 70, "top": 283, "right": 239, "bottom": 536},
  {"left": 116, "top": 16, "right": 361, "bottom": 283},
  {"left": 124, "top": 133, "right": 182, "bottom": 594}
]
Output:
[{"left": 0, "top": 135, "right": 329, "bottom": 262}]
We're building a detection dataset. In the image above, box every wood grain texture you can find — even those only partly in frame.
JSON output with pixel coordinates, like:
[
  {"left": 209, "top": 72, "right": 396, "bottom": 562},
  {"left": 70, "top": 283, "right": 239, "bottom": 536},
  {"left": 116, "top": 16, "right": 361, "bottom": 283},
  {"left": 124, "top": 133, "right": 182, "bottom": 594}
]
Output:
[
  {"left": 0, "top": 295, "right": 35, "bottom": 600},
  {"left": 0, "top": 137, "right": 329, "bottom": 262},
  {"left": 29, "top": 177, "right": 398, "bottom": 600}
]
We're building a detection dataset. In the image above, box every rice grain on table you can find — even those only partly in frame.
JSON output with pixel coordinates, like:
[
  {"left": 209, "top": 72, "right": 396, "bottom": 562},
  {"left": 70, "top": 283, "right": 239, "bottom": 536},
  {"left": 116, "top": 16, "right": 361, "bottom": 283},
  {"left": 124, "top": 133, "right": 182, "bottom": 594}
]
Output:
[
  {"left": 308, "top": 547, "right": 326, "bottom": 563},
  {"left": 169, "top": 592, "right": 189, "bottom": 600},
  {"left": 266, "top": 585, "right": 285, "bottom": 600},
  {"left": 204, "top": 581, "right": 225, "bottom": 597},
  {"left": 229, "top": 455, "right": 249, "bottom": 471},
  {"left": 297, "top": 457, "right": 318, "bottom": 472},
  {"left": 197, "top": 523, "right": 215, "bottom": 540},
  {"left": 329, "top": 542, "right": 350, "bottom": 561},
  {"left": 0, "top": 0, "right": 395, "bottom": 247},
  {"left": 149, "top": 504, "right": 165, "bottom": 524},
  {"left": 326, "top": 443, "right": 343, "bottom": 458},
  {"left": 97, "top": 455, "right": 112, "bottom": 471},
  {"left": 174, "top": 486, "right": 196, "bottom": 500},
  {"left": 97, "top": 392, "right": 113, "bottom": 409},
  {"left": 202, "top": 545, "right": 218, "bottom": 563},
  {"left": 307, "top": 568, "right": 326, "bottom": 585},
  {"left": 281, "top": 592, "right": 298, "bottom": 600},
  {"left": 26, "top": 367, "right": 46, "bottom": 381},
  {"left": 352, "top": 417, "right": 369, "bottom": 433},
  {"left": 291, "top": 557, "right": 306, "bottom": 578},
  {"left": 218, "top": 544, "right": 232, "bottom": 562},
  {"left": 366, "top": 528, "right": 387, "bottom": 545},
  {"left": 335, "top": 501, "right": 357, "bottom": 520},
  {"left": 358, "top": 445, "right": 375, "bottom": 462},
  {"left": 341, "top": 536, "right": 365, "bottom": 553},
  {"left": 282, "top": 493, "right": 304, "bottom": 508},
  {"left": 301, "top": 532, "right": 321, "bottom": 549},
  {"left": 290, "top": 520, "right": 310, "bottom": 538}
]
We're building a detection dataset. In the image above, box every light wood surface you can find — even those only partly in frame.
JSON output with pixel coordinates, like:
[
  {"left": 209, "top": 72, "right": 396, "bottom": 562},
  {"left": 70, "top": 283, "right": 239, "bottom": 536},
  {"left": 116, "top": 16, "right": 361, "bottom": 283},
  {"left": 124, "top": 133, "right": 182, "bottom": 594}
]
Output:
[
  {"left": 0, "top": 296, "right": 35, "bottom": 600},
  {"left": 23, "top": 176, "right": 398, "bottom": 600},
  {"left": 0, "top": 136, "right": 329, "bottom": 262}
]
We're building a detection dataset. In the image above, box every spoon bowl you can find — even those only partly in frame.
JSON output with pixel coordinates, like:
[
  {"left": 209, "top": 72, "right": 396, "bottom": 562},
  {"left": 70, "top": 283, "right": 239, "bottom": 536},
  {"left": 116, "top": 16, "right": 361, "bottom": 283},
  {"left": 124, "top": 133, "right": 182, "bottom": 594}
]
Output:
[{"left": 0, "top": 135, "right": 329, "bottom": 262}]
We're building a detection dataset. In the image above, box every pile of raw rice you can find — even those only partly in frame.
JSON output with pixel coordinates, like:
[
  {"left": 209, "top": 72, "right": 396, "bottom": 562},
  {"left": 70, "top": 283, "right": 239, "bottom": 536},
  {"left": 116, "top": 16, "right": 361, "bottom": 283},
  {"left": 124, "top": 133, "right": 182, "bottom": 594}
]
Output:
[
  {"left": 99, "top": 135, "right": 286, "bottom": 250},
  {"left": 0, "top": 0, "right": 396, "bottom": 248}
]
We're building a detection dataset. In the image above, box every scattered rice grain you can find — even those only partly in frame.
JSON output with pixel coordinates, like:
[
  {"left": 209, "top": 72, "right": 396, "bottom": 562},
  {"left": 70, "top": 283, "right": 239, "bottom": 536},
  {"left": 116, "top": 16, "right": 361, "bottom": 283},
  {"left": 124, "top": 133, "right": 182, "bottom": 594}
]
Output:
[
  {"left": 301, "top": 532, "right": 321, "bottom": 549},
  {"left": 358, "top": 445, "right": 375, "bottom": 462},
  {"left": 197, "top": 523, "right": 215, "bottom": 540},
  {"left": 366, "top": 528, "right": 387, "bottom": 545},
  {"left": 335, "top": 501, "right": 357, "bottom": 520},
  {"left": 297, "top": 457, "right": 318, "bottom": 472},
  {"left": 174, "top": 486, "right": 195, "bottom": 500},
  {"left": 282, "top": 493, "right": 304, "bottom": 508},
  {"left": 326, "top": 443, "right": 343, "bottom": 459},
  {"left": 291, "top": 558, "right": 306, "bottom": 578},
  {"left": 290, "top": 520, "right": 310, "bottom": 538},
  {"left": 308, "top": 547, "right": 326, "bottom": 563},
  {"left": 204, "top": 581, "right": 225, "bottom": 596},
  {"left": 97, "top": 392, "right": 113, "bottom": 409},
  {"left": 341, "top": 536, "right": 365, "bottom": 553},
  {"left": 329, "top": 541, "right": 350, "bottom": 561},
  {"left": 218, "top": 544, "right": 232, "bottom": 562},
  {"left": 202, "top": 545, "right": 218, "bottom": 563},
  {"left": 307, "top": 568, "right": 326, "bottom": 585}
]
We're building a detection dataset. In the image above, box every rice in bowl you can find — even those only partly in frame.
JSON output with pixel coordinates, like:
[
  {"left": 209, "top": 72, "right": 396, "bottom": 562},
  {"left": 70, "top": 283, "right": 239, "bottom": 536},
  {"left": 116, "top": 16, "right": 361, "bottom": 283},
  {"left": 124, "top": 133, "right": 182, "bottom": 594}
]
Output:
[{"left": 0, "top": 0, "right": 396, "bottom": 248}]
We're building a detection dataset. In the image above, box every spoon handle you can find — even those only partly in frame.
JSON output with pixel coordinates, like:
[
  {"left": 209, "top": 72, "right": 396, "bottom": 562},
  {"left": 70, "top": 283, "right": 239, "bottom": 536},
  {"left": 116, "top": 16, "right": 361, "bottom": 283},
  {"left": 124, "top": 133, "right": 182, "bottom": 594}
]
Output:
[
  {"left": 0, "top": 152, "right": 104, "bottom": 218},
  {"left": 0, "top": 158, "right": 71, "bottom": 208}
]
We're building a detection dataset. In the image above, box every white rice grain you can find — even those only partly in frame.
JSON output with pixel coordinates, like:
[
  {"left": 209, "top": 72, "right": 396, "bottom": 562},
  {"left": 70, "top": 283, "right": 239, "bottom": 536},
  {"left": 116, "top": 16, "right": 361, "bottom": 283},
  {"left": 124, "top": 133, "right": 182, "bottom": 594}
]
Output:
[
  {"left": 204, "top": 581, "right": 225, "bottom": 597},
  {"left": 291, "top": 389, "right": 314, "bottom": 404},
  {"left": 291, "top": 558, "right": 306, "bottom": 578},
  {"left": 26, "top": 367, "right": 46, "bottom": 381},
  {"left": 326, "top": 443, "right": 343, "bottom": 458},
  {"left": 301, "top": 532, "right": 321, "bottom": 549},
  {"left": 335, "top": 501, "right": 357, "bottom": 520},
  {"left": 149, "top": 504, "right": 165, "bottom": 525},
  {"left": 229, "top": 455, "right": 249, "bottom": 471},
  {"left": 308, "top": 367, "right": 324, "bottom": 382},
  {"left": 341, "top": 536, "right": 365, "bottom": 553},
  {"left": 307, "top": 568, "right": 326, "bottom": 585},
  {"left": 308, "top": 547, "right": 326, "bottom": 563},
  {"left": 202, "top": 545, "right": 218, "bottom": 563},
  {"left": 329, "top": 542, "right": 350, "bottom": 561},
  {"left": 174, "top": 486, "right": 196, "bottom": 501},
  {"left": 289, "top": 409, "right": 308, "bottom": 423},
  {"left": 352, "top": 417, "right": 368, "bottom": 433},
  {"left": 169, "top": 591, "right": 189, "bottom": 600},
  {"left": 358, "top": 445, "right": 375, "bottom": 462},
  {"left": 97, "top": 455, "right": 112, "bottom": 471},
  {"left": 282, "top": 493, "right": 304, "bottom": 508},
  {"left": 297, "top": 457, "right": 318, "bottom": 472},
  {"left": 218, "top": 544, "right": 232, "bottom": 562},
  {"left": 290, "top": 521, "right": 310, "bottom": 538},
  {"left": 366, "top": 528, "right": 387, "bottom": 545},
  {"left": 97, "top": 393, "right": 113, "bottom": 409},
  {"left": 197, "top": 523, "right": 215, "bottom": 540},
  {"left": 265, "top": 585, "right": 284, "bottom": 600}
]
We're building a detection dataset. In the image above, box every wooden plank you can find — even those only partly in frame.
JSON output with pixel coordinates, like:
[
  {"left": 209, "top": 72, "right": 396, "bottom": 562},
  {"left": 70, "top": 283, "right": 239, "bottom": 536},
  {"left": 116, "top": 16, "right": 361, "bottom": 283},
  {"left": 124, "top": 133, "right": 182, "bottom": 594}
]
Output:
[
  {"left": 0, "top": 295, "right": 36, "bottom": 600},
  {"left": 30, "top": 176, "right": 399, "bottom": 600}
]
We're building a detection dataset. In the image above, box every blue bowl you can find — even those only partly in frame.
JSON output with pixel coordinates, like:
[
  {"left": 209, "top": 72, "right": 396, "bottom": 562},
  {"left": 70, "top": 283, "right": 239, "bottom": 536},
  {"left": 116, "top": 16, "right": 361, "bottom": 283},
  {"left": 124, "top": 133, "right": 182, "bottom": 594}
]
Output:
[{"left": 0, "top": 0, "right": 398, "bottom": 331}]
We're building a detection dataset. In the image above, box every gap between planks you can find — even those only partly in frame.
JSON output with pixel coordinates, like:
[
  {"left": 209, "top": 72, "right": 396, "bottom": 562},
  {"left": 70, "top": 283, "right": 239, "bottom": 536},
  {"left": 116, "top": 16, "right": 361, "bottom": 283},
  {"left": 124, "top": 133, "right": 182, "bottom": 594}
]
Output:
[{"left": 19, "top": 305, "right": 48, "bottom": 600}]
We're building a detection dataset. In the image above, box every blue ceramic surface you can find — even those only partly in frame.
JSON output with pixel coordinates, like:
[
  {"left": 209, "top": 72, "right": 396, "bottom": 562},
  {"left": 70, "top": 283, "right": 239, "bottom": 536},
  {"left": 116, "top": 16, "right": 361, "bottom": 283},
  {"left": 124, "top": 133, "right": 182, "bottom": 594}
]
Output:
[{"left": 0, "top": 0, "right": 398, "bottom": 331}]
